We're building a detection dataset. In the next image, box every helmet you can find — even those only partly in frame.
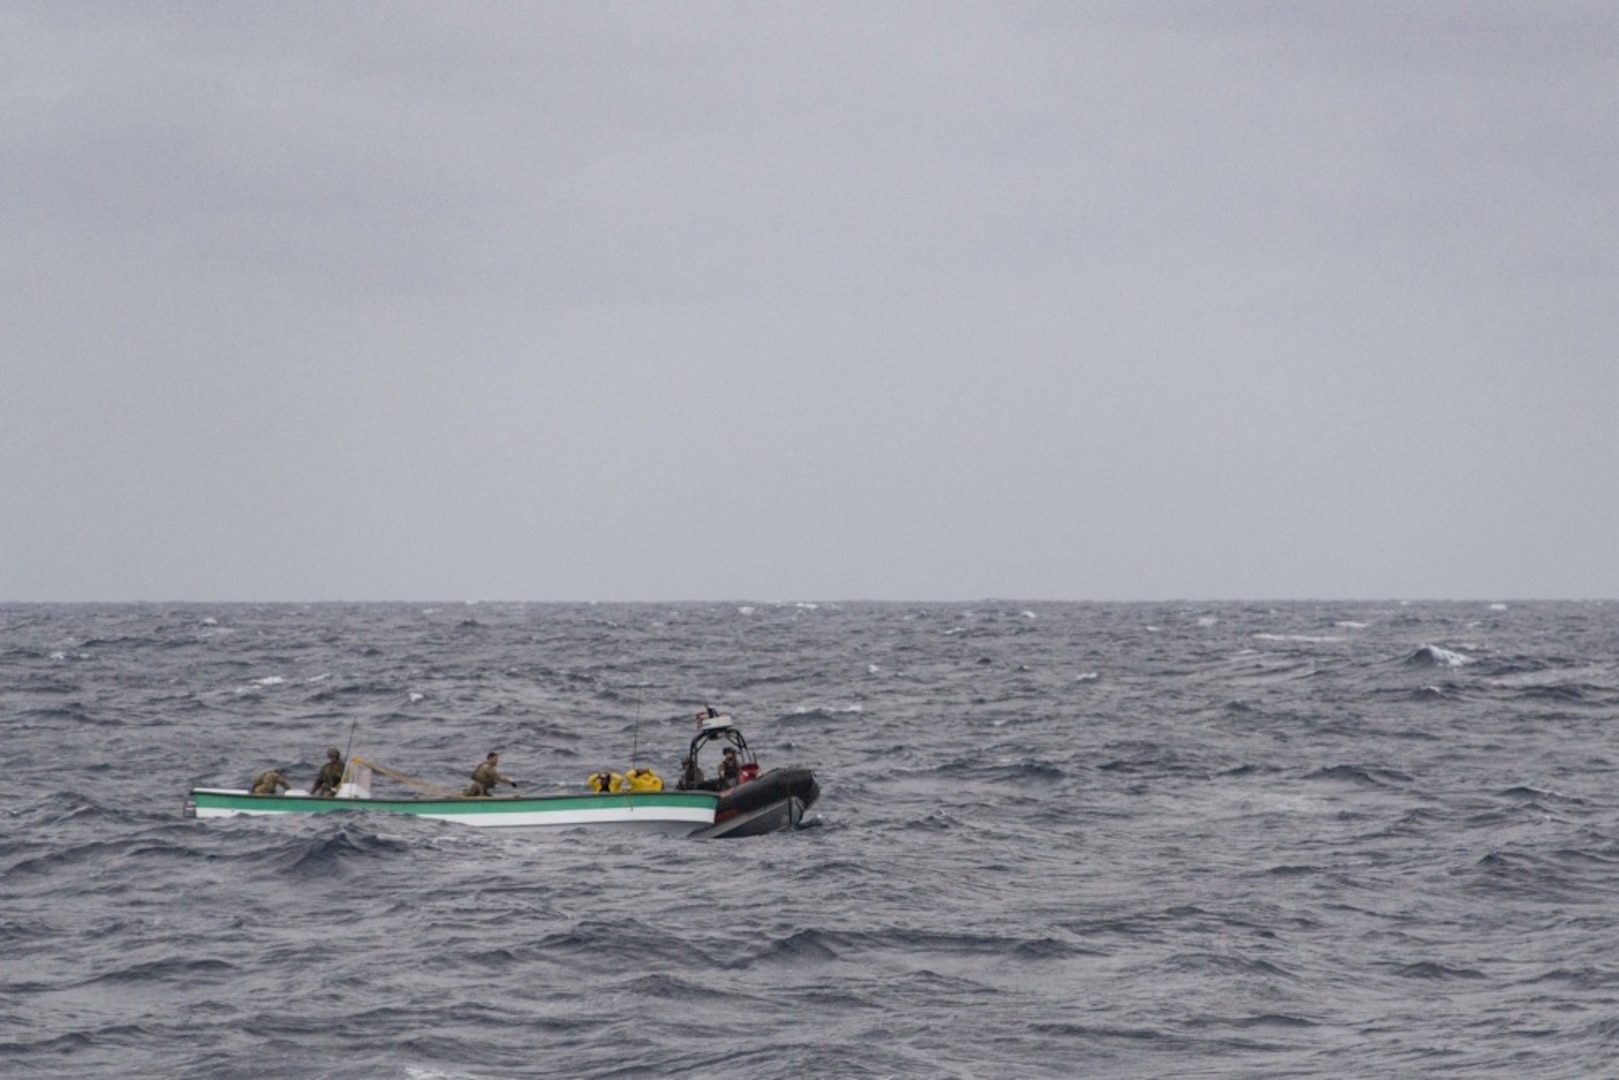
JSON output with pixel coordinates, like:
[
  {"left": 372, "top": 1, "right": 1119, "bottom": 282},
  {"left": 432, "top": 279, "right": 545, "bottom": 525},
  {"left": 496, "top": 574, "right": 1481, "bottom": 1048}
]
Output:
[{"left": 328, "top": 748, "right": 342, "bottom": 759}]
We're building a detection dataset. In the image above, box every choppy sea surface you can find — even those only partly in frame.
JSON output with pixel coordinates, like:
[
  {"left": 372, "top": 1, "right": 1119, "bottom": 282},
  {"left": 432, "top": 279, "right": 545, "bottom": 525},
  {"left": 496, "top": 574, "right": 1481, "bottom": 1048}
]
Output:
[{"left": 4, "top": 601, "right": 1619, "bottom": 1078}]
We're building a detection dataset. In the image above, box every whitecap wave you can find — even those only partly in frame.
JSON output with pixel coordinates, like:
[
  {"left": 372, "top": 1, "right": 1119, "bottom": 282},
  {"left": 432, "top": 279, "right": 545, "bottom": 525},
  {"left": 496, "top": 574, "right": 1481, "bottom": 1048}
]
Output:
[{"left": 1407, "top": 645, "right": 1473, "bottom": 668}]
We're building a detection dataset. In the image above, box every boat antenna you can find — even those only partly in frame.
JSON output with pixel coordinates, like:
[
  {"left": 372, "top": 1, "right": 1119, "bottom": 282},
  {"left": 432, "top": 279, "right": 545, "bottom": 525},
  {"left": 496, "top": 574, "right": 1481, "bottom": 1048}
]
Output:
[
  {"left": 336, "top": 718, "right": 359, "bottom": 789},
  {"left": 630, "top": 685, "right": 643, "bottom": 769}
]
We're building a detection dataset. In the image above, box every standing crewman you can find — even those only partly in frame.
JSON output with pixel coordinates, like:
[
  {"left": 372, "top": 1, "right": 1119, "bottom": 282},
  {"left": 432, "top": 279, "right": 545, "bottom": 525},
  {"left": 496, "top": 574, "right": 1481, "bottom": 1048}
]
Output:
[
  {"left": 464, "top": 751, "right": 518, "bottom": 797},
  {"left": 311, "top": 747, "right": 346, "bottom": 796}
]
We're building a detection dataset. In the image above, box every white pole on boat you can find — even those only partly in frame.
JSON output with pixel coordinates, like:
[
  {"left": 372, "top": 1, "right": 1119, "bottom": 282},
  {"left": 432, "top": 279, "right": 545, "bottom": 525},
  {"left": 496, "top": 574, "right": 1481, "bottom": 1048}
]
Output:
[
  {"left": 336, "top": 719, "right": 358, "bottom": 797},
  {"left": 630, "top": 685, "right": 643, "bottom": 770}
]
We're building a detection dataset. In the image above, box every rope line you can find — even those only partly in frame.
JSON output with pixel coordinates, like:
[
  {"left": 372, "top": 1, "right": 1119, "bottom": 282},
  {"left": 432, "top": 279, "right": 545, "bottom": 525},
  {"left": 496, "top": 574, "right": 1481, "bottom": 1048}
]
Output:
[{"left": 342, "top": 756, "right": 461, "bottom": 798}]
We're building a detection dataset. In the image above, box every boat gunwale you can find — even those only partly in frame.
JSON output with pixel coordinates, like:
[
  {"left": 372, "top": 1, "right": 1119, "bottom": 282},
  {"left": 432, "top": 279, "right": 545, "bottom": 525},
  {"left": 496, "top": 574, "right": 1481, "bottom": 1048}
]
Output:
[{"left": 188, "top": 788, "right": 720, "bottom": 814}]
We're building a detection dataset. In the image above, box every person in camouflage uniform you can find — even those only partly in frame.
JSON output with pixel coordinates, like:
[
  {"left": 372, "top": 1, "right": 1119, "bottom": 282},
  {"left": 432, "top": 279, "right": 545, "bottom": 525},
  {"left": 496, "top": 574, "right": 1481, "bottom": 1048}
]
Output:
[
  {"left": 251, "top": 769, "right": 293, "bottom": 795},
  {"left": 310, "top": 748, "right": 346, "bottom": 796},
  {"left": 464, "top": 752, "right": 516, "bottom": 797}
]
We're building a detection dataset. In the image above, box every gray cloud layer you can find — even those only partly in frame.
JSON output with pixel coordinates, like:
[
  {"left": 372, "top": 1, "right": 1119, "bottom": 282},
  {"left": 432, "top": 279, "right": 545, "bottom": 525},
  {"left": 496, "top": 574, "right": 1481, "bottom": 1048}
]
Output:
[{"left": 4, "top": 2, "right": 1615, "bottom": 601}]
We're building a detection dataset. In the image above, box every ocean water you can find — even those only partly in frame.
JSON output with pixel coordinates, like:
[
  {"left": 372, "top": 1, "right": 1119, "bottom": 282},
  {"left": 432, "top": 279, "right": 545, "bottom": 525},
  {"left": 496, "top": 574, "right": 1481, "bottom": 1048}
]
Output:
[{"left": 3, "top": 600, "right": 1618, "bottom": 1078}]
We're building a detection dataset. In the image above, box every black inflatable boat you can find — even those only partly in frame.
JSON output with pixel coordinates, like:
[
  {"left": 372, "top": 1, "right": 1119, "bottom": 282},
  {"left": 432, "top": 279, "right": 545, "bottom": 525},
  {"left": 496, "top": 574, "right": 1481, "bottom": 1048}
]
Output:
[{"left": 677, "top": 711, "right": 820, "bottom": 839}]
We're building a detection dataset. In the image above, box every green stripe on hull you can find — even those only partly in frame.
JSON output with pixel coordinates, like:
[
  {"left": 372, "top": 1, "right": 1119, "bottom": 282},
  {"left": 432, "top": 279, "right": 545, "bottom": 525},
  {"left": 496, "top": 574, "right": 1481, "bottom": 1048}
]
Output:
[{"left": 188, "top": 788, "right": 718, "bottom": 829}]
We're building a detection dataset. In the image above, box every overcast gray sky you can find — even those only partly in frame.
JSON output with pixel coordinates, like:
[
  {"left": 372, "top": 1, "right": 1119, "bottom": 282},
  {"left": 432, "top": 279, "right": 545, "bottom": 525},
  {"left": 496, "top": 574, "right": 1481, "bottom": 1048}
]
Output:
[{"left": 3, "top": 2, "right": 1615, "bottom": 602}]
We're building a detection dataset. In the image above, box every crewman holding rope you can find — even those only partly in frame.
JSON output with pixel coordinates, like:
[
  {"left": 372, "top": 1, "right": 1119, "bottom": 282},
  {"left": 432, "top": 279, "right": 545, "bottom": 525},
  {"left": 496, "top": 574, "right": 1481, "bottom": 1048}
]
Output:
[{"left": 464, "top": 751, "right": 517, "bottom": 797}]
